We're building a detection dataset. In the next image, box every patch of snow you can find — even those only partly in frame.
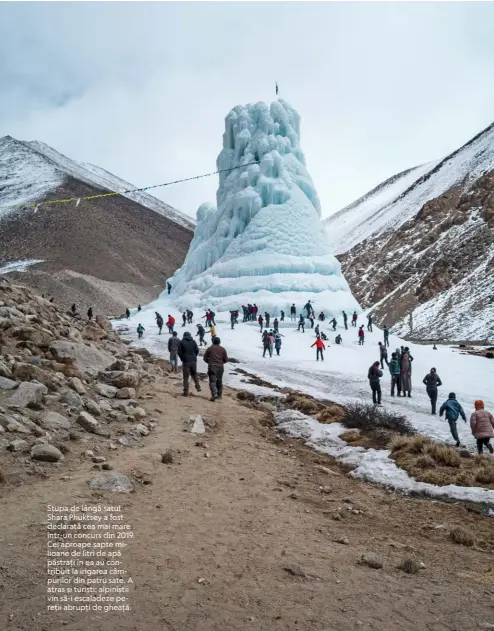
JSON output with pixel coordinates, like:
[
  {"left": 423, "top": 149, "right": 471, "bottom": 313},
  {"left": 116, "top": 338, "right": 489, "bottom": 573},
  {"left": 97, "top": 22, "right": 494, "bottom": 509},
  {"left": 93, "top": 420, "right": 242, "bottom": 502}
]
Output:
[
  {"left": 0, "top": 259, "right": 44, "bottom": 274},
  {"left": 275, "top": 409, "right": 494, "bottom": 507}
]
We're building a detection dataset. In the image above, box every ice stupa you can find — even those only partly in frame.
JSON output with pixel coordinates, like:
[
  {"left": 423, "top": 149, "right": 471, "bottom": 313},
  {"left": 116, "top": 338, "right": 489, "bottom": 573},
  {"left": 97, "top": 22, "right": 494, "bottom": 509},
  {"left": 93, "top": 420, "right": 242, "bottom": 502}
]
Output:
[{"left": 165, "top": 99, "right": 360, "bottom": 316}]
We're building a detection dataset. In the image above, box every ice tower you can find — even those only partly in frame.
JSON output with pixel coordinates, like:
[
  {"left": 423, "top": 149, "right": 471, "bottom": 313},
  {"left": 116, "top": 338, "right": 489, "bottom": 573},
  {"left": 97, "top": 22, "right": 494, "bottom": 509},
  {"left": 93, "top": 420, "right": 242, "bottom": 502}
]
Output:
[{"left": 165, "top": 99, "right": 360, "bottom": 316}]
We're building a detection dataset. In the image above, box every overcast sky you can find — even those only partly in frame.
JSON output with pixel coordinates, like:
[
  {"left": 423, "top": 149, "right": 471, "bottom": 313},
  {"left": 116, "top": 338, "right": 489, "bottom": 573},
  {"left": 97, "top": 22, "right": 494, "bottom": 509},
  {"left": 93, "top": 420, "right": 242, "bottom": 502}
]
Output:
[{"left": 1, "top": 2, "right": 494, "bottom": 220}]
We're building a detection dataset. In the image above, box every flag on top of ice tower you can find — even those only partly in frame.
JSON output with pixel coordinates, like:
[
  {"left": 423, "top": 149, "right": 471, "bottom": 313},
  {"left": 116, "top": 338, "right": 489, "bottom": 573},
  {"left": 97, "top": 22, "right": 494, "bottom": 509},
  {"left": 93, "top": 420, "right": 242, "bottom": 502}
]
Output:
[{"left": 275, "top": 81, "right": 279, "bottom": 96}]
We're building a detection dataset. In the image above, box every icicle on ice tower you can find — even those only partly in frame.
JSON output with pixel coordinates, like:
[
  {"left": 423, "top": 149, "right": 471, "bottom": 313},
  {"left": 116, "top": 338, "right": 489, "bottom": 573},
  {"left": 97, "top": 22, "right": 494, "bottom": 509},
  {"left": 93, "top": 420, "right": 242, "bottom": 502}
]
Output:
[{"left": 165, "top": 99, "right": 360, "bottom": 316}]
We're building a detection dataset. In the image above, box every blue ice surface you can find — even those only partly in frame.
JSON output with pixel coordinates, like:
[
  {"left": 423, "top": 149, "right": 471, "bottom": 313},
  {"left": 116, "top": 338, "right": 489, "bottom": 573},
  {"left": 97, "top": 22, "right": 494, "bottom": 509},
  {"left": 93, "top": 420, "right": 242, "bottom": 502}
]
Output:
[{"left": 164, "top": 99, "right": 360, "bottom": 316}]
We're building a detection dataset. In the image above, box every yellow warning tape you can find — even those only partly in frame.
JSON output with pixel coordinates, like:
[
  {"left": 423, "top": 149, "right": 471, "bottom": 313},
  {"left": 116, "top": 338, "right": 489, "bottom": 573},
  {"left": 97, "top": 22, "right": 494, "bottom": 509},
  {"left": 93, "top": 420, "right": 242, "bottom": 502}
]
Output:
[{"left": 0, "top": 160, "right": 260, "bottom": 212}]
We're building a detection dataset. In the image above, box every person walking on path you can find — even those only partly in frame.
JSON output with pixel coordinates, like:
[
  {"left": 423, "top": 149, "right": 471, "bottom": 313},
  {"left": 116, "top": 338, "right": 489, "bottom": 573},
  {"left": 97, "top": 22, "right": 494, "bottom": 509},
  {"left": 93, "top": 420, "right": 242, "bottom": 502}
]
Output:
[
  {"left": 265, "top": 312, "right": 271, "bottom": 328},
  {"left": 378, "top": 342, "right": 389, "bottom": 368},
  {"left": 230, "top": 310, "right": 236, "bottom": 330},
  {"left": 182, "top": 312, "right": 187, "bottom": 327},
  {"left": 304, "top": 300, "right": 312, "bottom": 318},
  {"left": 87, "top": 307, "right": 93, "bottom": 321},
  {"left": 298, "top": 314, "right": 305, "bottom": 333},
  {"left": 125, "top": 308, "right": 131, "bottom": 319},
  {"left": 470, "top": 400, "right": 494, "bottom": 454},
  {"left": 367, "top": 314, "right": 373, "bottom": 332},
  {"left": 309, "top": 315, "right": 315, "bottom": 329},
  {"left": 315, "top": 323, "right": 320, "bottom": 337},
  {"left": 400, "top": 349, "right": 412, "bottom": 397},
  {"left": 273, "top": 317, "right": 279, "bottom": 332},
  {"left": 342, "top": 311, "right": 348, "bottom": 329},
  {"left": 208, "top": 323, "right": 217, "bottom": 341},
  {"left": 166, "top": 315, "right": 175, "bottom": 334},
  {"left": 137, "top": 323, "right": 145, "bottom": 339},
  {"left": 280, "top": 310, "right": 285, "bottom": 322},
  {"left": 167, "top": 282, "right": 172, "bottom": 295},
  {"left": 156, "top": 313, "right": 164, "bottom": 334},
  {"left": 422, "top": 368, "right": 442, "bottom": 414},
  {"left": 167, "top": 331, "right": 180, "bottom": 372},
  {"left": 203, "top": 311, "right": 212, "bottom": 328},
  {"left": 352, "top": 311, "right": 358, "bottom": 327},
  {"left": 311, "top": 335, "right": 325, "bottom": 361},
  {"left": 274, "top": 332, "right": 283, "bottom": 356},
  {"left": 138, "top": 305, "right": 142, "bottom": 313},
  {"left": 388, "top": 352, "right": 401, "bottom": 397},
  {"left": 187, "top": 309, "right": 193, "bottom": 324},
  {"left": 196, "top": 323, "right": 207, "bottom": 346},
  {"left": 177, "top": 331, "right": 201, "bottom": 397},
  {"left": 383, "top": 326, "right": 390, "bottom": 347},
  {"left": 263, "top": 332, "right": 273, "bottom": 358},
  {"left": 330, "top": 317, "right": 337, "bottom": 331},
  {"left": 258, "top": 314, "right": 264, "bottom": 332},
  {"left": 439, "top": 393, "right": 467, "bottom": 447},
  {"left": 203, "top": 336, "right": 228, "bottom": 402},
  {"left": 358, "top": 326, "right": 365, "bottom": 345},
  {"left": 368, "top": 361, "right": 383, "bottom": 405},
  {"left": 290, "top": 304, "right": 296, "bottom": 322}
]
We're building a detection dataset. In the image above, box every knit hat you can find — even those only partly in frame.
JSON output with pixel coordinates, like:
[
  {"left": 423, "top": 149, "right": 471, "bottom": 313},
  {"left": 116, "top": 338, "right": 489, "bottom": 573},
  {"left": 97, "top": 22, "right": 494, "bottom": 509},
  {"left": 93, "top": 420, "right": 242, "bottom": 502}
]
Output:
[
  {"left": 474, "top": 400, "right": 484, "bottom": 410},
  {"left": 449, "top": 392, "right": 456, "bottom": 399}
]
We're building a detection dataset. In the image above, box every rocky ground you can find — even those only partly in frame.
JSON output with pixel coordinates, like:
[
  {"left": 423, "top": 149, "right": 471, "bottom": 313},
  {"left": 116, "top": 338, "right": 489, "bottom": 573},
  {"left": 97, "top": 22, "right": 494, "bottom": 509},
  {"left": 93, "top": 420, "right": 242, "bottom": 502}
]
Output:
[{"left": 0, "top": 279, "right": 493, "bottom": 630}]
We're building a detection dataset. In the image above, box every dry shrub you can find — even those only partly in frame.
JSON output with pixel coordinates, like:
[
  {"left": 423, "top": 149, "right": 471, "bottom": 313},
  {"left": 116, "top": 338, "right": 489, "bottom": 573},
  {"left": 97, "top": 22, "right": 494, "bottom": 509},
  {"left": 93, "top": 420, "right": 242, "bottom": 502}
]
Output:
[
  {"left": 390, "top": 435, "right": 429, "bottom": 454},
  {"left": 449, "top": 526, "right": 475, "bottom": 547},
  {"left": 339, "top": 430, "right": 361, "bottom": 443},
  {"left": 343, "top": 402, "right": 416, "bottom": 436},
  {"left": 286, "top": 393, "right": 323, "bottom": 415},
  {"left": 475, "top": 467, "right": 494, "bottom": 484},
  {"left": 425, "top": 444, "right": 461, "bottom": 468},
  {"left": 317, "top": 404, "right": 344, "bottom": 424},
  {"left": 415, "top": 454, "right": 436, "bottom": 469}
]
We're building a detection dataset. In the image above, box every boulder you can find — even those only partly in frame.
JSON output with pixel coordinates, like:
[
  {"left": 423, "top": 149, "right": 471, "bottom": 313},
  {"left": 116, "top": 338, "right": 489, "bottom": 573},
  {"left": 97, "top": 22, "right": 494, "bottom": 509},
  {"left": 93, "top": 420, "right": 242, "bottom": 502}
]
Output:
[
  {"left": 9, "top": 382, "right": 47, "bottom": 409},
  {"left": 31, "top": 330, "right": 52, "bottom": 349},
  {"left": 59, "top": 390, "right": 84, "bottom": 409},
  {"left": 30, "top": 443, "right": 63, "bottom": 462},
  {"left": 132, "top": 423, "right": 149, "bottom": 436},
  {"left": 85, "top": 399, "right": 102, "bottom": 416},
  {"left": 0, "top": 360, "right": 12, "bottom": 378},
  {"left": 50, "top": 341, "right": 76, "bottom": 364},
  {"left": 94, "top": 383, "right": 118, "bottom": 399},
  {"left": 95, "top": 314, "right": 111, "bottom": 331},
  {"left": 51, "top": 340, "right": 113, "bottom": 373},
  {"left": 116, "top": 387, "right": 135, "bottom": 399},
  {"left": 189, "top": 414, "right": 206, "bottom": 434},
  {"left": 7, "top": 439, "right": 29, "bottom": 452},
  {"left": 0, "top": 377, "right": 18, "bottom": 390},
  {"left": 132, "top": 347, "right": 151, "bottom": 359},
  {"left": 82, "top": 321, "right": 106, "bottom": 341},
  {"left": 87, "top": 472, "right": 134, "bottom": 493},
  {"left": 25, "top": 356, "right": 42, "bottom": 367},
  {"left": 76, "top": 411, "right": 100, "bottom": 434},
  {"left": 131, "top": 407, "right": 146, "bottom": 419},
  {"left": 12, "top": 362, "right": 57, "bottom": 390},
  {"left": 39, "top": 411, "right": 71, "bottom": 431},
  {"left": 112, "top": 371, "right": 140, "bottom": 389},
  {"left": 109, "top": 360, "right": 130, "bottom": 372},
  {"left": 68, "top": 377, "right": 86, "bottom": 395}
]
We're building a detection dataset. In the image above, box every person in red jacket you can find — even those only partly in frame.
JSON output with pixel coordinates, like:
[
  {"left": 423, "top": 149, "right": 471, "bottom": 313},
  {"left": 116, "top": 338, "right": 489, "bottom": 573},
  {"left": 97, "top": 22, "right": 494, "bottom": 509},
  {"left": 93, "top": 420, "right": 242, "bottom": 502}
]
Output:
[
  {"left": 358, "top": 325, "right": 365, "bottom": 345},
  {"left": 258, "top": 314, "right": 264, "bottom": 332},
  {"left": 352, "top": 311, "right": 358, "bottom": 327},
  {"left": 311, "top": 335, "right": 326, "bottom": 361},
  {"left": 166, "top": 315, "right": 175, "bottom": 334}
]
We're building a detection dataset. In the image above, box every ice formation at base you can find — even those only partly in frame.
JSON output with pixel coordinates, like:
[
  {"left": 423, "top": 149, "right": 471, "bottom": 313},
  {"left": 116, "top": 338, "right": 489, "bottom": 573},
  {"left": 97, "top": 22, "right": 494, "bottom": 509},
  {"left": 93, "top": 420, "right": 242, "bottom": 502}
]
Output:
[{"left": 164, "top": 99, "right": 360, "bottom": 316}]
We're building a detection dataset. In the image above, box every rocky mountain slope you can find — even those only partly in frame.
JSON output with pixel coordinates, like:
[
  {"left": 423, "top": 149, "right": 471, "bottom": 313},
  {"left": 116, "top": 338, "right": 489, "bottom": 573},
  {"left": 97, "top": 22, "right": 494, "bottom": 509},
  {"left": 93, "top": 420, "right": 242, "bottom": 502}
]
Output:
[
  {"left": 326, "top": 121, "right": 494, "bottom": 342},
  {"left": 0, "top": 136, "right": 193, "bottom": 313}
]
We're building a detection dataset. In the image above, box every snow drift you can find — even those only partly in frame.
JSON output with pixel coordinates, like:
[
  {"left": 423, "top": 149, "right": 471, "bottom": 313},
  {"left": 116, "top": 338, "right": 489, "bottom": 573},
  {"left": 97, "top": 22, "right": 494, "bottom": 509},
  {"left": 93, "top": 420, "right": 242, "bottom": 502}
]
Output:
[{"left": 164, "top": 100, "right": 360, "bottom": 316}]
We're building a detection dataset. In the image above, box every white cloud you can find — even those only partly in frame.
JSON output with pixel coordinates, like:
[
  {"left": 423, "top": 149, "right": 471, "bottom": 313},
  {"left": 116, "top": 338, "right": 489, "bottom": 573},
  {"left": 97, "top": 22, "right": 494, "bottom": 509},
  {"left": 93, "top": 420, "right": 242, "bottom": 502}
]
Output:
[{"left": 1, "top": 2, "right": 494, "bottom": 219}]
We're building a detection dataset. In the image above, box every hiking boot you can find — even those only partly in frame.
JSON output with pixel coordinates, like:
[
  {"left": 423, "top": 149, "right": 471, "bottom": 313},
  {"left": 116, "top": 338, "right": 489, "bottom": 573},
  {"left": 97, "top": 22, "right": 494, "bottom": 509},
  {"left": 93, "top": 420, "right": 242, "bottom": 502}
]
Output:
[
  {"left": 455, "top": 441, "right": 460, "bottom": 448},
  {"left": 407, "top": 393, "right": 412, "bottom": 398},
  {"left": 196, "top": 386, "right": 201, "bottom": 392},
  {"left": 210, "top": 396, "right": 217, "bottom": 402},
  {"left": 182, "top": 392, "right": 189, "bottom": 397},
  {"left": 487, "top": 443, "right": 494, "bottom": 454}
]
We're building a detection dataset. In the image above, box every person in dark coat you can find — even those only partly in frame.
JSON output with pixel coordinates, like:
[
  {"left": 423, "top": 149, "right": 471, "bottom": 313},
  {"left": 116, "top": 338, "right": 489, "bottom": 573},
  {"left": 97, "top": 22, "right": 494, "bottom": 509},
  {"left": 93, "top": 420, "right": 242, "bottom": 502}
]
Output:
[
  {"left": 182, "top": 312, "right": 187, "bottom": 327},
  {"left": 71, "top": 303, "right": 76, "bottom": 315},
  {"left": 388, "top": 352, "right": 401, "bottom": 397},
  {"left": 138, "top": 305, "right": 142, "bottom": 312},
  {"left": 352, "top": 311, "right": 358, "bottom": 327},
  {"left": 177, "top": 331, "right": 201, "bottom": 396},
  {"left": 87, "top": 307, "right": 93, "bottom": 320},
  {"left": 367, "top": 314, "right": 373, "bottom": 332},
  {"left": 280, "top": 310, "right": 285, "bottom": 322},
  {"left": 368, "top": 361, "right": 383, "bottom": 405},
  {"left": 125, "top": 308, "right": 131, "bottom": 319},
  {"left": 265, "top": 312, "right": 270, "bottom": 328},
  {"left": 378, "top": 342, "right": 388, "bottom": 368},
  {"left": 309, "top": 316, "right": 315, "bottom": 329},
  {"left": 400, "top": 350, "right": 412, "bottom": 397},
  {"left": 137, "top": 323, "right": 145, "bottom": 339},
  {"left": 258, "top": 314, "right": 264, "bottom": 332},
  {"left": 167, "top": 282, "right": 172, "bottom": 294},
  {"left": 298, "top": 314, "right": 305, "bottom": 333},
  {"left": 274, "top": 332, "right": 283, "bottom": 355},
  {"left": 335, "top": 334, "right": 342, "bottom": 344},
  {"left": 422, "top": 367, "right": 442, "bottom": 415},
  {"left": 203, "top": 336, "right": 228, "bottom": 401},
  {"left": 196, "top": 323, "right": 207, "bottom": 346},
  {"left": 303, "top": 300, "right": 312, "bottom": 318},
  {"left": 273, "top": 317, "right": 279, "bottom": 332},
  {"left": 439, "top": 392, "right": 466, "bottom": 447},
  {"left": 342, "top": 311, "right": 348, "bottom": 329},
  {"left": 167, "top": 331, "right": 180, "bottom": 371},
  {"left": 187, "top": 309, "right": 194, "bottom": 324},
  {"left": 290, "top": 304, "right": 296, "bottom": 322},
  {"left": 319, "top": 311, "right": 325, "bottom": 322},
  {"left": 330, "top": 317, "right": 337, "bottom": 331},
  {"left": 155, "top": 312, "right": 164, "bottom": 334},
  {"left": 383, "top": 325, "right": 390, "bottom": 347}
]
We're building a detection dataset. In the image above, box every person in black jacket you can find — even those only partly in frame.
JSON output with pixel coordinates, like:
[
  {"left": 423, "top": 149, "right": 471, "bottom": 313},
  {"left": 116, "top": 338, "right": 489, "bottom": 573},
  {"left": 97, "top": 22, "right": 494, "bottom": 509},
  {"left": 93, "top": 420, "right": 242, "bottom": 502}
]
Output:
[
  {"left": 368, "top": 361, "right": 383, "bottom": 405},
  {"left": 167, "top": 331, "right": 180, "bottom": 372},
  {"left": 196, "top": 323, "right": 207, "bottom": 346},
  {"left": 422, "top": 368, "right": 442, "bottom": 415},
  {"left": 177, "top": 332, "right": 201, "bottom": 396}
]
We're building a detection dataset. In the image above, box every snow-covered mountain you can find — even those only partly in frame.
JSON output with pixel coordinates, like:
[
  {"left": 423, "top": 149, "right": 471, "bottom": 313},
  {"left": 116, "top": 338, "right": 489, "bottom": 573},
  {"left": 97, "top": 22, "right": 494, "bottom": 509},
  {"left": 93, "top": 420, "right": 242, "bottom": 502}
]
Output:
[
  {"left": 164, "top": 99, "right": 360, "bottom": 316},
  {"left": 326, "top": 121, "right": 494, "bottom": 342},
  {"left": 0, "top": 135, "right": 193, "bottom": 313},
  {"left": 0, "top": 136, "right": 195, "bottom": 230}
]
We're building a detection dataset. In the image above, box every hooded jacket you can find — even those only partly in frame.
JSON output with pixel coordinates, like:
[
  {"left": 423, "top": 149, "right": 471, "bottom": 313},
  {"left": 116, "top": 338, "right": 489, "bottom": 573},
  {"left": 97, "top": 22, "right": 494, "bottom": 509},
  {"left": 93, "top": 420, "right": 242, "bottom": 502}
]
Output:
[
  {"left": 470, "top": 409, "right": 494, "bottom": 438},
  {"left": 203, "top": 344, "right": 228, "bottom": 368},
  {"left": 368, "top": 365, "right": 383, "bottom": 384},
  {"left": 177, "top": 332, "right": 199, "bottom": 364},
  {"left": 439, "top": 397, "right": 466, "bottom": 422},
  {"left": 168, "top": 336, "right": 180, "bottom": 353},
  {"left": 388, "top": 358, "right": 400, "bottom": 376},
  {"left": 422, "top": 372, "right": 442, "bottom": 389}
]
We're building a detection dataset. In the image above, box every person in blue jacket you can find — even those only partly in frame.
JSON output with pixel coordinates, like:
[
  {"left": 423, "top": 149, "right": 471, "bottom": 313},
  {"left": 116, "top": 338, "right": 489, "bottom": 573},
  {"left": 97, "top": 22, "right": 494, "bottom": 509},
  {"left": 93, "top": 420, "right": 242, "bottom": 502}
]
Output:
[{"left": 439, "top": 392, "right": 467, "bottom": 447}]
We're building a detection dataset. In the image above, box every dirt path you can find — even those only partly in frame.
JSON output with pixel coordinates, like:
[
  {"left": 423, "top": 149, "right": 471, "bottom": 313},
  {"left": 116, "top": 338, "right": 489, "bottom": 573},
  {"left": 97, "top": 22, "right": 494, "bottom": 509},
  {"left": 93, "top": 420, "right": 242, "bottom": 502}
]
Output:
[{"left": 1, "top": 374, "right": 493, "bottom": 631}]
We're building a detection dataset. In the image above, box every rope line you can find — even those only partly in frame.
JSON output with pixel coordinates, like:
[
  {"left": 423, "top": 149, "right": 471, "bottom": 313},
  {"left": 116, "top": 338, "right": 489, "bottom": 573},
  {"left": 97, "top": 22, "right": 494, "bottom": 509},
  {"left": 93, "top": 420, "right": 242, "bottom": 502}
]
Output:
[{"left": 0, "top": 160, "right": 260, "bottom": 212}]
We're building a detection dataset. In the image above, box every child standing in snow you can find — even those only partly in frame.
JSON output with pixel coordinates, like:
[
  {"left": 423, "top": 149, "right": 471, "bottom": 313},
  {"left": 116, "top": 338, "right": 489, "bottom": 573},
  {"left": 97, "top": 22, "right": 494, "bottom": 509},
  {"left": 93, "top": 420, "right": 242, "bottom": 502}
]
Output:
[
  {"left": 137, "top": 324, "right": 145, "bottom": 339},
  {"left": 358, "top": 326, "right": 365, "bottom": 345}
]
